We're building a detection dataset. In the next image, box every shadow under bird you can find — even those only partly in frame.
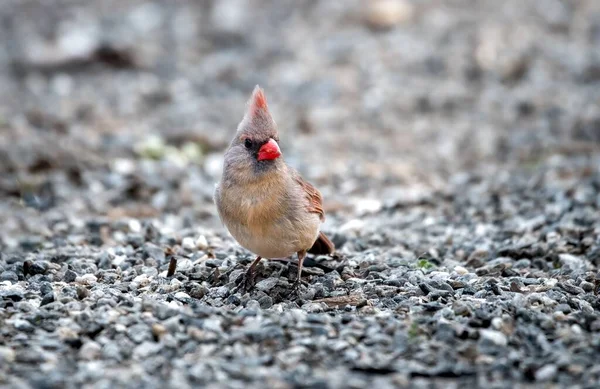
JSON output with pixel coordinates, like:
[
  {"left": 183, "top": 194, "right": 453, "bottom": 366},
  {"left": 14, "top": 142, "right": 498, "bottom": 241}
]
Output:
[{"left": 214, "top": 86, "right": 335, "bottom": 294}]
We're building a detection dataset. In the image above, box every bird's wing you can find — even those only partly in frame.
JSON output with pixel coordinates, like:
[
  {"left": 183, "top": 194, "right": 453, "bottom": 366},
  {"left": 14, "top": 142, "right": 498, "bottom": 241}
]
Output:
[{"left": 292, "top": 170, "right": 325, "bottom": 222}]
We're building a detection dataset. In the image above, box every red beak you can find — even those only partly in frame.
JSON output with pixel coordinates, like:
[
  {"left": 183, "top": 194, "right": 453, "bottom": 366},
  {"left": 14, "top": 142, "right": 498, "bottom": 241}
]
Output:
[{"left": 257, "top": 139, "right": 281, "bottom": 161}]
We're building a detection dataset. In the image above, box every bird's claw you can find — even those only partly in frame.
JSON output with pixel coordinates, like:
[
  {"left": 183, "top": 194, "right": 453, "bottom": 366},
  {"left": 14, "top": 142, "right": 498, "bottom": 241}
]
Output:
[
  {"left": 285, "top": 278, "right": 304, "bottom": 299},
  {"left": 234, "top": 268, "right": 256, "bottom": 294}
]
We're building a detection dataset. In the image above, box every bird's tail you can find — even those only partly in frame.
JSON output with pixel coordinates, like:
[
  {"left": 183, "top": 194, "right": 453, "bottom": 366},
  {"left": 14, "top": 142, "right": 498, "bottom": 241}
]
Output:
[{"left": 308, "top": 231, "right": 335, "bottom": 255}]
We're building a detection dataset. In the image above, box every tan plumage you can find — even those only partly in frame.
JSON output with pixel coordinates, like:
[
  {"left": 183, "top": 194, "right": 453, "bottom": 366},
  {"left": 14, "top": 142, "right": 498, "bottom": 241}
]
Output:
[{"left": 214, "top": 86, "right": 334, "bottom": 293}]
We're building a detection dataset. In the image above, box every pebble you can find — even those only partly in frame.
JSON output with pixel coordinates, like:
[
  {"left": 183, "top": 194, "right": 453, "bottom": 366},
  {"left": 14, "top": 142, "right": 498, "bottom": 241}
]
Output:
[
  {"left": 76, "top": 274, "right": 98, "bottom": 285},
  {"left": 132, "top": 274, "right": 150, "bottom": 288},
  {"left": 195, "top": 235, "right": 209, "bottom": 250},
  {"left": 365, "top": 0, "right": 415, "bottom": 30},
  {"left": 535, "top": 364, "right": 558, "bottom": 382},
  {"left": 0, "top": 289, "right": 24, "bottom": 301},
  {"left": 13, "top": 319, "right": 34, "bottom": 333},
  {"left": 63, "top": 269, "right": 78, "bottom": 282},
  {"left": 255, "top": 277, "right": 279, "bottom": 292},
  {"left": 79, "top": 341, "right": 102, "bottom": 360},
  {"left": 40, "top": 292, "right": 55, "bottom": 306},
  {"left": 1, "top": 271, "right": 19, "bottom": 282},
  {"left": 479, "top": 329, "right": 508, "bottom": 347},
  {"left": 0, "top": 346, "right": 16, "bottom": 363},
  {"left": 339, "top": 219, "right": 366, "bottom": 234},
  {"left": 181, "top": 237, "right": 195, "bottom": 251},
  {"left": 174, "top": 292, "right": 191, "bottom": 302}
]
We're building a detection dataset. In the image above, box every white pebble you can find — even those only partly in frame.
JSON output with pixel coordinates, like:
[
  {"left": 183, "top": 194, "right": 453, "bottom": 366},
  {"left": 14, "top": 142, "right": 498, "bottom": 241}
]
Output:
[
  {"left": 339, "top": 219, "right": 365, "bottom": 234},
  {"left": 132, "top": 274, "right": 150, "bottom": 288},
  {"left": 195, "top": 235, "right": 209, "bottom": 250},
  {"left": 535, "top": 364, "right": 557, "bottom": 382},
  {"left": 182, "top": 237, "right": 195, "bottom": 250},
  {"left": 174, "top": 292, "right": 191, "bottom": 301},
  {"left": 0, "top": 346, "right": 16, "bottom": 363},
  {"left": 170, "top": 278, "right": 182, "bottom": 290},
  {"left": 76, "top": 274, "right": 97, "bottom": 285},
  {"left": 365, "top": 0, "right": 415, "bottom": 29},
  {"left": 354, "top": 198, "right": 382, "bottom": 214},
  {"left": 176, "top": 259, "right": 193, "bottom": 272},
  {"left": 553, "top": 311, "right": 567, "bottom": 321},
  {"left": 112, "top": 158, "right": 136, "bottom": 175},
  {"left": 128, "top": 219, "right": 142, "bottom": 233},
  {"left": 203, "top": 318, "right": 222, "bottom": 332},
  {"left": 112, "top": 255, "right": 126, "bottom": 267},
  {"left": 79, "top": 341, "right": 102, "bottom": 361},
  {"left": 454, "top": 266, "right": 468, "bottom": 275},
  {"left": 480, "top": 329, "right": 507, "bottom": 347},
  {"left": 491, "top": 317, "right": 503, "bottom": 330}
]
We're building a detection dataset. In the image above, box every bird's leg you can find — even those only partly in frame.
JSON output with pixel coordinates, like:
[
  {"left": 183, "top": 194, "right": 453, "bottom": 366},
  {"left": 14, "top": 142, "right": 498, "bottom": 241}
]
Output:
[
  {"left": 240, "top": 256, "right": 262, "bottom": 292},
  {"left": 288, "top": 250, "right": 306, "bottom": 298}
]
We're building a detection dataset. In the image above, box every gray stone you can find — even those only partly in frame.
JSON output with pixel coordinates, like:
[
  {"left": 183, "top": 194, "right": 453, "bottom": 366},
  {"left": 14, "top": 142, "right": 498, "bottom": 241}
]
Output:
[
  {"left": 255, "top": 277, "right": 279, "bottom": 292},
  {"left": 1, "top": 271, "right": 19, "bottom": 282}
]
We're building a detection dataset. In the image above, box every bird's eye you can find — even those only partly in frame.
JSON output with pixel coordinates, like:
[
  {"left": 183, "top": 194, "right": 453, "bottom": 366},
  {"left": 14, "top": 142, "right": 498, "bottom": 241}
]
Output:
[{"left": 244, "top": 139, "right": 253, "bottom": 149}]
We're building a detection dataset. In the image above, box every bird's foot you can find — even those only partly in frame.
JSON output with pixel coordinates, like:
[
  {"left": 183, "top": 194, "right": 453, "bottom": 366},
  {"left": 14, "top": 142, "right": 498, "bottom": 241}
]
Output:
[
  {"left": 234, "top": 267, "right": 256, "bottom": 294},
  {"left": 285, "top": 278, "right": 306, "bottom": 299}
]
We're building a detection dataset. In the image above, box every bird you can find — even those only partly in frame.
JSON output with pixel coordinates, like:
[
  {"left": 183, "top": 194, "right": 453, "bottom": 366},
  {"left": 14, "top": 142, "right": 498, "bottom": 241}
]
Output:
[{"left": 214, "top": 85, "right": 335, "bottom": 294}]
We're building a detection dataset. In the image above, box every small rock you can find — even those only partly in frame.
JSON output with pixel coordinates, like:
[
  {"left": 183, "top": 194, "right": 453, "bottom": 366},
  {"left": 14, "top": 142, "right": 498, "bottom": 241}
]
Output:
[
  {"left": 365, "top": 0, "right": 415, "bottom": 30},
  {"left": 258, "top": 295, "right": 273, "bottom": 309},
  {"left": 76, "top": 274, "right": 97, "bottom": 285},
  {"left": 79, "top": 341, "right": 102, "bottom": 361},
  {"left": 211, "top": 0, "right": 249, "bottom": 34},
  {"left": 176, "top": 259, "right": 193, "bottom": 272},
  {"left": 454, "top": 266, "right": 468, "bottom": 275},
  {"left": 132, "top": 274, "right": 150, "bottom": 288},
  {"left": 128, "top": 324, "right": 152, "bottom": 344},
  {"left": 1, "top": 271, "right": 19, "bottom": 282},
  {"left": 40, "top": 292, "right": 55, "bottom": 306},
  {"left": 354, "top": 198, "right": 382, "bottom": 214},
  {"left": 143, "top": 243, "right": 165, "bottom": 264},
  {"left": 479, "top": 329, "right": 507, "bottom": 347},
  {"left": 13, "top": 319, "right": 34, "bottom": 333},
  {"left": 580, "top": 281, "right": 594, "bottom": 292},
  {"left": 302, "top": 302, "right": 325, "bottom": 313},
  {"left": 133, "top": 341, "right": 163, "bottom": 359},
  {"left": 0, "top": 289, "right": 24, "bottom": 301},
  {"left": 246, "top": 300, "right": 261, "bottom": 311},
  {"left": 195, "top": 235, "right": 209, "bottom": 250},
  {"left": 203, "top": 319, "right": 222, "bottom": 332},
  {"left": 535, "top": 364, "right": 558, "bottom": 382},
  {"left": 182, "top": 237, "right": 195, "bottom": 251},
  {"left": 76, "top": 286, "right": 90, "bottom": 300},
  {"left": 0, "top": 346, "right": 16, "bottom": 363},
  {"left": 152, "top": 323, "right": 167, "bottom": 339},
  {"left": 559, "top": 254, "right": 587, "bottom": 272},
  {"left": 559, "top": 282, "right": 584, "bottom": 295},
  {"left": 128, "top": 219, "right": 142, "bottom": 233},
  {"left": 255, "top": 278, "right": 279, "bottom": 292},
  {"left": 112, "top": 158, "right": 136, "bottom": 175},
  {"left": 174, "top": 292, "right": 191, "bottom": 302},
  {"left": 29, "top": 261, "right": 48, "bottom": 275},
  {"left": 339, "top": 219, "right": 365, "bottom": 235},
  {"left": 63, "top": 269, "right": 77, "bottom": 282}
]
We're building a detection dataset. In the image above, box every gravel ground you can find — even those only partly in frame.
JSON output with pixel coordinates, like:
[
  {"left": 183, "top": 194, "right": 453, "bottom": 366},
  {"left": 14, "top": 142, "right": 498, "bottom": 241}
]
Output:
[{"left": 1, "top": 1, "right": 600, "bottom": 388}]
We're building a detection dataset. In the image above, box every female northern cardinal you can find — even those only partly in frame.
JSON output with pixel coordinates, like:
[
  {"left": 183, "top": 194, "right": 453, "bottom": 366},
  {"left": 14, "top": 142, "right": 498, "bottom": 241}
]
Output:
[{"left": 214, "top": 86, "right": 334, "bottom": 293}]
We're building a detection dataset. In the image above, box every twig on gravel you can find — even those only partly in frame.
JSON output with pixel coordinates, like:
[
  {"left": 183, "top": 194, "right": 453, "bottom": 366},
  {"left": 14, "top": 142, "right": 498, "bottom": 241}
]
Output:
[{"left": 167, "top": 257, "right": 177, "bottom": 277}]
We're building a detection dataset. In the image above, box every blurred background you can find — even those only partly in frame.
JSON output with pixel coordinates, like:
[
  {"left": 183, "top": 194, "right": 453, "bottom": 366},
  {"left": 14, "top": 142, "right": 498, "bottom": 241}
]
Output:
[{"left": 0, "top": 0, "right": 599, "bottom": 245}]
